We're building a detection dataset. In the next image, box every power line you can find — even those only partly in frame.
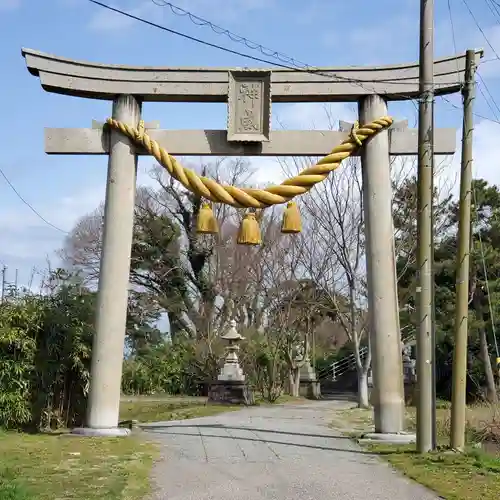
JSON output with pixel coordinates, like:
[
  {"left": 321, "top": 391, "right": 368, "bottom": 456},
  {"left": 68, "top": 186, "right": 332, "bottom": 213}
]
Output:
[
  {"left": 477, "top": 72, "right": 500, "bottom": 118},
  {"left": 478, "top": 82, "right": 500, "bottom": 120},
  {"left": 446, "top": 0, "right": 500, "bottom": 122},
  {"left": 484, "top": 0, "right": 500, "bottom": 22},
  {"left": 88, "top": 3, "right": 500, "bottom": 137},
  {"left": 492, "top": 0, "right": 500, "bottom": 17},
  {"left": 0, "top": 166, "right": 68, "bottom": 234},
  {"left": 445, "top": 1, "right": 500, "bottom": 358},
  {"left": 87, "top": 0, "right": 500, "bottom": 130},
  {"left": 151, "top": 0, "right": 312, "bottom": 70},
  {"left": 462, "top": 0, "right": 500, "bottom": 61},
  {"left": 87, "top": 0, "right": 338, "bottom": 75},
  {"left": 88, "top": 0, "right": 296, "bottom": 69},
  {"left": 87, "top": 0, "right": 460, "bottom": 104},
  {"left": 447, "top": 0, "right": 462, "bottom": 84},
  {"left": 472, "top": 188, "right": 500, "bottom": 358},
  {"left": 440, "top": 92, "right": 500, "bottom": 124},
  {"left": 451, "top": 0, "right": 500, "bottom": 122}
]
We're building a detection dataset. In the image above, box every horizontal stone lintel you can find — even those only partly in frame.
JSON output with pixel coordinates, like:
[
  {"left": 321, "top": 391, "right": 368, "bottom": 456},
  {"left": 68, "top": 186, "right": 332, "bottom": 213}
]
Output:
[{"left": 44, "top": 128, "right": 457, "bottom": 157}]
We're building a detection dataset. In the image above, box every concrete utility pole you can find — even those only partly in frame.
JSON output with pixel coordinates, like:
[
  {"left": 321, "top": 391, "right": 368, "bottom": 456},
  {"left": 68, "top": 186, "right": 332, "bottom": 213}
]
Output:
[
  {"left": 450, "top": 49, "right": 476, "bottom": 451},
  {"left": 416, "top": 0, "right": 435, "bottom": 454},
  {"left": 431, "top": 101, "right": 437, "bottom": 451},
  {"left": 1, "top": 266, "right": 6, "bottom": 303}
]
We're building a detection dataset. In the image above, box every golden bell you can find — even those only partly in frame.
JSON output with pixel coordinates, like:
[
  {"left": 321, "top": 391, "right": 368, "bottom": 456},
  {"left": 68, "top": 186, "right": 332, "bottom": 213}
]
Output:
[
  {"left": 196, "top": 203, "right": 219, "bottom": 234},
  {"left": 237, "top": 212, "right": 262, "bottom": 245},
  {"left": 281, "top": 201, "right": 302, "bottom": 234}
]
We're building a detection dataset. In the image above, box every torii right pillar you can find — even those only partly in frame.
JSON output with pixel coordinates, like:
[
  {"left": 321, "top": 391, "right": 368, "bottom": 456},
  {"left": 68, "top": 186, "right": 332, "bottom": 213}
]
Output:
[{"left": 359, "top": 95, "right": 405, "bottom": 436}]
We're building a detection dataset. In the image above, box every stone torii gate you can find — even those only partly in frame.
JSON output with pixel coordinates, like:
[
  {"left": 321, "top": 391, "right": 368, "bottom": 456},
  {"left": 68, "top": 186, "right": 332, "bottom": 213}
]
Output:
[{"left": 22, "top": 48, "right": 479, "bottom": 437}]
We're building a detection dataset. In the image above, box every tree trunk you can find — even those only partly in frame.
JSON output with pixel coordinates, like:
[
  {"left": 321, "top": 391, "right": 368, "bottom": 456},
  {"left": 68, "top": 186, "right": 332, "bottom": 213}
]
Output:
[
  {"left": 357, "top": 369, "right": 370, "bottom": 409},
  {"left": 287, "top": 371, "right": 293, "bottom": 395},
  {"left": 479, "top": 326, "right": 498, "bottom": 403},
  {"left": 288, "top": 368, "right": 300, "bottom": 397}
]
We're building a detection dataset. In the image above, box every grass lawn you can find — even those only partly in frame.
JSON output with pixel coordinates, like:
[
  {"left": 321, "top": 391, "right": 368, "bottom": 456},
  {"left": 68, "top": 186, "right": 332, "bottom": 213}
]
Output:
[
  {"left": 119, "top": 396, "right": 241, "bottom": 423},
  {"left": 0, "top": 432, "right": 157, "bottom": 500},
  {"left": 366, "top": 443, "right": 500, "bottom": 500},
  {"left": 331, "top": 403, "right": 500, "bottom": 500},
  {"left": 0, "top": 395, "right": 247, "bottom": 500},
  {"left": 119, "top": 393, "right": 304, "bottom": 424}
]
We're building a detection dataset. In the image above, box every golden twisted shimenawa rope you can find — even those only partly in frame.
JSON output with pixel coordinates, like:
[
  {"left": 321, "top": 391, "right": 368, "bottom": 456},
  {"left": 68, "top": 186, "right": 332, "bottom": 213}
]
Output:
[{"left": 106, "top": 116, "right": 393, "bottom": 209}]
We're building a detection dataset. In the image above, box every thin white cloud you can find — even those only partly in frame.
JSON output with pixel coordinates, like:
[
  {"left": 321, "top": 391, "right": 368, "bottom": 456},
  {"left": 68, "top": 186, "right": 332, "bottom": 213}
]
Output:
[
  {"left": 340, "top": 8, "right": 499, "bottom": 77},
  {"left": 432, "top": 118, "right": 500, "bottom": 203},
  {"left": 0, "top": 163, "right": 156, "bottom": 266},
  {"left": 88, "top": 1, "right": 158, "bottom": 32},
  {"left": 0, "top": 0, "right": 20, "bottom": 11},
  {"left": 462, "top": 118, "right": 500, "bottom": 186},
  {"left": 273, "top": 102, "right": 357, "bottom": 130}
]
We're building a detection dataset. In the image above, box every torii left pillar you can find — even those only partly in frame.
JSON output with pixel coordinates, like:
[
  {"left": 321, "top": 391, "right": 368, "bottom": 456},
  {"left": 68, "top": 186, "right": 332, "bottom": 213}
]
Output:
[{"left": 73, "top": 95, "right": 141, "bottom": 437}]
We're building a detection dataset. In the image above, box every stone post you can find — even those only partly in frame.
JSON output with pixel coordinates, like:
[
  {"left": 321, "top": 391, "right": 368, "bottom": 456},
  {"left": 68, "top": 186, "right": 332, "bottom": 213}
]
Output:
[
  {"left": 218, "top": 321, "right": 246, "bottom": 383},
  {"left": 297, "top": 339, "right": 321, "bottom": 400},
  {"left": 208, "top": 321, "right": 254, "bottom": 405},
  {"left": 74, "top": 95, "right": 141, "bottom": 436},
  {"left": 359, "top": 95, "right": 405, "bottom": 435}
]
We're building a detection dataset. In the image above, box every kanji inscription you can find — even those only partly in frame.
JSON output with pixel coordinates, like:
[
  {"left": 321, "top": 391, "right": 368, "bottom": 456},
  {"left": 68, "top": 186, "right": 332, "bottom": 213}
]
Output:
[{"left": 227, "top": 70, "right": 271, "bottom": 142}]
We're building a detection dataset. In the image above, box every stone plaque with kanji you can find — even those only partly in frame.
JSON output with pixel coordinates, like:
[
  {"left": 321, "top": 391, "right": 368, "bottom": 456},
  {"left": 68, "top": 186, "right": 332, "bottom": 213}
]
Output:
[{"left": 227, "top": 70, "right": 271, "bottom": 142}]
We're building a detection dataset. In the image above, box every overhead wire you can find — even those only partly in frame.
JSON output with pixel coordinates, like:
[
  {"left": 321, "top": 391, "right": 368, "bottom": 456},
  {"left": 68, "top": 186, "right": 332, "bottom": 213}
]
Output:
[
  {"left": 462, "top": 0, "right": 500, "bottom": 61},
  {"left": 440, "top": 94, "right": 500, "bottom": 124},
  {"left": 86, "top": 0, "right": 500, "bottom": 360},
  {"left": 86, "top": 0, "right": 500, "bottom": 128},
  {"left": 87, "top": 0, "right": 465, "bottom": 112},
  {"left": 491, "top": 0, "right": 500, "bottom": 19},
  {"left": 151, "top": 0, "right": 500, "bottom": 125},
  {"left": 440, "top": 0, "right": 500, "bottom": 124},
  {"left": 449, "top": 0, "right": 500, "bottom": 358},
  {"left": 0, "top": 166, "right": 68, "bottom": 234},
  {"left": 477, "top": 72, "right": 500, "bottom": 119},
  {"left": 472, "top": 189, "right": 500, "bottom": 358},
  {"left": 151, "top": 0, "right": 315, "bottom": 71},
  {"left": 484, "top": 0, "right": 500, "bottom": 22},
  {"left": 441, "top": 0, "right": 500, "bottom": 123}
]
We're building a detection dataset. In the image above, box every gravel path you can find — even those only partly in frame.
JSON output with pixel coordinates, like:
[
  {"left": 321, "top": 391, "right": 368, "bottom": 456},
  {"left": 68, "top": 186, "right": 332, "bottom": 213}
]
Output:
[{"left": 141, "top": 400, "right": 438, "bottom": 500}]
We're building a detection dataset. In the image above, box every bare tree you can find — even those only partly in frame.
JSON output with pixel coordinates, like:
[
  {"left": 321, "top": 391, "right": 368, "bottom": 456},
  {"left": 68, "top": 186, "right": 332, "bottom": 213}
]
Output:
[
  {"left": 289, "top": 159, "right": 371, "bottom": 407},
  {"left": 58, "top": 158, "right": 287, "bottom": 345}
]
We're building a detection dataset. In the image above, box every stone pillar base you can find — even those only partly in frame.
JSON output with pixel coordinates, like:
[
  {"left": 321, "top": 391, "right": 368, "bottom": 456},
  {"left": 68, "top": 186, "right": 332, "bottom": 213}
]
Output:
[
  {"left": 208, "top": 380, "right": 255, "bottom": 405},
  {"left": 299, "top": 379, "right": 321, "bottom": 400},
  {"left": 358, "top": 432, "right": 416, "bottom": 445},
  {"left": 70, "top": 427, "right": 131, "bottom": 437}
]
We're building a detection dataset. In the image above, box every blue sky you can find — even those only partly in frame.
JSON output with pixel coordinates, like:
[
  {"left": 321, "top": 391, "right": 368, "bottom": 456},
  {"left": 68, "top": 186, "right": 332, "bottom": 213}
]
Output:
[{"left": 1, "top": 0, "right": 500, "bottom": 290}]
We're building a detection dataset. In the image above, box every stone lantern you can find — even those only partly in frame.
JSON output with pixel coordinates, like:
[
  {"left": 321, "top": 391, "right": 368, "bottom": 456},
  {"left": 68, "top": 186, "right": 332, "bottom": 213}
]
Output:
[
  {"left": 208, "top": 320, "right": 254, "bottom": 405},
  {"left": 218, "top": 320, "right": 245, "bottom": 382}
]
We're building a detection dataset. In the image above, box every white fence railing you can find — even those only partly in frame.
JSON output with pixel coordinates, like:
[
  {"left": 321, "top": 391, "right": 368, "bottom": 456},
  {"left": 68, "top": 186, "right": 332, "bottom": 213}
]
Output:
[{"left": 317, "top": 327, "right": 416, "bottom": 382}]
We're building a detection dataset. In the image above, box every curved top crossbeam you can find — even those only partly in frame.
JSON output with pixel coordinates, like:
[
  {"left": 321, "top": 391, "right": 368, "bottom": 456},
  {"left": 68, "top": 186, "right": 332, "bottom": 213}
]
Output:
[{"left": 22, "top": 48, "right": 483, "bottom": 103}]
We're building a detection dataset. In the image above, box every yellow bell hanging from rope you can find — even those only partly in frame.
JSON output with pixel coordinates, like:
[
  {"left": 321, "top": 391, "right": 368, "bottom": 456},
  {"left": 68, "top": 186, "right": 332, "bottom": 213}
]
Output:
[
  {"left": 281, "top": 201, "right": 302, "bottom": 234},
  {"left": 196, "top": 202, "right": 219, "bottom": 234},
  {"left": 237, "top": 211, "right": 262, "bottom": 245}
]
